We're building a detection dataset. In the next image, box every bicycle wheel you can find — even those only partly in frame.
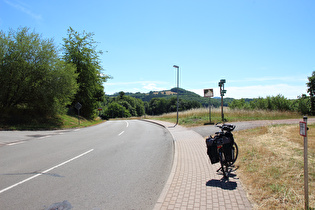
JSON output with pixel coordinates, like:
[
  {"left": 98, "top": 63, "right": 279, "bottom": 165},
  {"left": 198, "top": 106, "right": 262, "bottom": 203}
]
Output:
[
  {"left": 219, "top": 150, "right": 229, "bottom": 178},
  {"left": 227, "top": 142, "right": 238, "bottom": 166}
]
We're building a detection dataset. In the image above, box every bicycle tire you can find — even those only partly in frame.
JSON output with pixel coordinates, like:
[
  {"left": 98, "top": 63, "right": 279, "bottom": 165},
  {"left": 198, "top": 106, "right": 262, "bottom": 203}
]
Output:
[
  {"left": 219, "top": 150, "right": 229, "bottom": 178},
  {"left": 227, "top": 142, "right": 238, "bottom": 166}
]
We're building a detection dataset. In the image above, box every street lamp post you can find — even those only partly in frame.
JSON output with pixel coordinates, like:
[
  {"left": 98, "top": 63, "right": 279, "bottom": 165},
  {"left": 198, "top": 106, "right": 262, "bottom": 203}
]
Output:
[
  {"left": 218, "top": 79, "right": 226, "bottom": 122},
  {"left": 173, "top": 65, "right": 179, "bottom": 126}
]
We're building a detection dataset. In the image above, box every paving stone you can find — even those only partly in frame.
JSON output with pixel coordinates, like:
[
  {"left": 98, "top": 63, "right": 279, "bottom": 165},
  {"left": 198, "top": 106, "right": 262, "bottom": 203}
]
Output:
[{"left": 152, "top": 120, "right": 253, "bottom": 210}]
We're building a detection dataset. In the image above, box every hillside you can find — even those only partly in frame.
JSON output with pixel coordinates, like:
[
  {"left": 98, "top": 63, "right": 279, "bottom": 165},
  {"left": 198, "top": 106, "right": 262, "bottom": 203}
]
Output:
[{"left": 107, "top": 88, "right": 234, "bottom": 108}]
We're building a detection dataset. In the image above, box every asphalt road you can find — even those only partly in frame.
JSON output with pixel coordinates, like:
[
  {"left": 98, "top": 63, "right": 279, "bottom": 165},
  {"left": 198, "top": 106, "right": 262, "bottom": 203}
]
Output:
[{"left": 0, "top": 120, "right": 174, "bottom": 210}]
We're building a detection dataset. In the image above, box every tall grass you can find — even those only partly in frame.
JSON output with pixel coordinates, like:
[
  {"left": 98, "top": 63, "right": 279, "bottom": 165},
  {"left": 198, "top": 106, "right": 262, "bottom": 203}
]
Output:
[{"left": 147, "top": 107, "right": 302, "bottom": 126}]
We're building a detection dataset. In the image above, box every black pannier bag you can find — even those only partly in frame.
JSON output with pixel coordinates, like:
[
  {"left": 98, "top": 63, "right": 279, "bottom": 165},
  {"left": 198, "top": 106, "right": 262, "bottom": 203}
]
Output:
[
  {"left": 222, "top": 134, "right": 234, "bottom": 162},
  {"left": 223, "top": 143, "right": 233, "bottom": 162},
  {"left": 206, "top": 137, "right": 219, "bottom": 164}
]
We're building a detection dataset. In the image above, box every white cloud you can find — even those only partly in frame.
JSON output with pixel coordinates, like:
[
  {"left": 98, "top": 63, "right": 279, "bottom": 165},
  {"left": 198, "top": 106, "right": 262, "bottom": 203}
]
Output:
[
  {"left": 105, "top": 80, "right": 170, "bottom": 94},
  {"left": 190, "top": 84, "right": 307, "bottom": 99},
  {"left": 197, "top": 76, "right": 308, "bottom": 86},
  {"left": 142, "top": 83, "right": 165, "bottom": 91},
  {"left": 4, "top": 0, "right": 42, "bottom": 21},
  {"left": 106, "top": 80, "right": 167, "bottom": 86},
  {"left": 228, "top": 76, "right": 307, "bottom": 83}
]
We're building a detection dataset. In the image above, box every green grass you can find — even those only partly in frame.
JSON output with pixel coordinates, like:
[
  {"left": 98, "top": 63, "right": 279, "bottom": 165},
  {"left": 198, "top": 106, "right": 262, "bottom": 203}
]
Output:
[
  {"left": 0, "top": 114, "right": 103, "bottom": 130},
  {"left": 59, "top": 115, "right": 104, "bottom": 129}
]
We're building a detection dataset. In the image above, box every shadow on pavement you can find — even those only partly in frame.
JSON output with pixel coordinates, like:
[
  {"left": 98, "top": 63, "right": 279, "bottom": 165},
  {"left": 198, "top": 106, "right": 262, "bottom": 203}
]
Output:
[{"left": 206, "top": 177, "right": 237, "bottom": 190}]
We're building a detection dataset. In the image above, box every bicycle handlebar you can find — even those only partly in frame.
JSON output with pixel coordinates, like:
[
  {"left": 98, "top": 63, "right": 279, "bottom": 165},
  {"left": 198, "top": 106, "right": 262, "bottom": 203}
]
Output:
[{"left": 215, "top": 123, "right": 236, "bottom": 132}]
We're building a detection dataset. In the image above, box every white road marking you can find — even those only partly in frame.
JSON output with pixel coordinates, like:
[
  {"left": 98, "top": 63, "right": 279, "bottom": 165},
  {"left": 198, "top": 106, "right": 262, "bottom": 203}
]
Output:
[
  {"left": 125, "top": 121, "right": 129, "bottom": 127},
  {"left": 39, "top": 135, "right": 52, "bottom": 139},
  {"left": 118, "top": 131, "right": 125, "bottom": 136},
  {"left": 7, "top": 141, "right": 25, "bottom": 146},
  {"left": 0, "top": 149, "right": 94, "bottom": 194}
]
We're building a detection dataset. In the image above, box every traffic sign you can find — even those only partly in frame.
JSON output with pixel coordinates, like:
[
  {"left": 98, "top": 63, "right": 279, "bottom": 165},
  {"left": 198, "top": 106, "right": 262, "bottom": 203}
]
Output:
[
  {"left": 204, "top": 89, "right": 213, "bottom": 98},
  {"left": 300, "top": 121, "right": 307, "bottom": 137},
  {"left": 75, "top": 102, "right": 82, "bottom": 110}
]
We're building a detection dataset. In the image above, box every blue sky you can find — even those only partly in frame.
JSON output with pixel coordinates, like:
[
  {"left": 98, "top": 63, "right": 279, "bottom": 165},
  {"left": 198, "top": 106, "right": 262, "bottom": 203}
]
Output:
[{"left": 1, "top": 0, "right": 314, "bottom": 99}]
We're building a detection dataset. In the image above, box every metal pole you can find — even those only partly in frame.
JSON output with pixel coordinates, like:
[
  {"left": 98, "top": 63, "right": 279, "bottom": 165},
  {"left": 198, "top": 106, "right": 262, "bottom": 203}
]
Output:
[
  {"left": 221, "top": 85, "right": 224, "bottom": 122},
  {"left": 177, "top": 67, "right": 179, "bottom": 125},
  {"left": 173, "top": 65, "right": 179, "bottom": 126},
  {"left": 209, "top": 97, "right": 211, "bottom": 123},
  {"left": 303, "top": 116, "right": 308, "bottom": 210}
]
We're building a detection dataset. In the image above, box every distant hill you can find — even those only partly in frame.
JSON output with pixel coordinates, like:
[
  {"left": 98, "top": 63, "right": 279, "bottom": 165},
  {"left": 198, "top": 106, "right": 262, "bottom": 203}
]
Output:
[{"left": 107, "top": 88, "right": 234, "bottom": 108}]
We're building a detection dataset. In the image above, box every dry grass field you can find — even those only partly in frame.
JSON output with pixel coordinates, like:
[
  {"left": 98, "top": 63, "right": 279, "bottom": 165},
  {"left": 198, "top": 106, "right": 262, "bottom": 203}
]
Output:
[
  {"left": 234, "top": 124, "right": 314, "bottom": 209},
  {"left": 149, "top": 107, "right": 302, "bottom": 126}
]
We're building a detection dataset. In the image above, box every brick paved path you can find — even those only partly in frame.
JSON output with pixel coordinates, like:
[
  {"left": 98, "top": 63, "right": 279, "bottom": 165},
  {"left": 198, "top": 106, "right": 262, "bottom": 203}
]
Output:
[{"left": 151, "top": 120, "right": 252, "bottom": 210}]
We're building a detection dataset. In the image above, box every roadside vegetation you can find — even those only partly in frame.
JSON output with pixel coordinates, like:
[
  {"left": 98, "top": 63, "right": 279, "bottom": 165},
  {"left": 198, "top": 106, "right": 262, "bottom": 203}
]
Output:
[
  {"left": 0, "top": 27, "right": 110, "bottom": 129},
  {"left": 0, "top": 114, "right": 103, "bottom": 130},
  {"left": 234, "top": 124, "right": 314, "bottom": 209},
  {"left": 147, "top": 107, "right": 302, "bottom": 126}
]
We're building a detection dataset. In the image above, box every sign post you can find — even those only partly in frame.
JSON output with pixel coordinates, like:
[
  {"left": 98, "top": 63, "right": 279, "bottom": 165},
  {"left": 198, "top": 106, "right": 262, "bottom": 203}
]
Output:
[
  {"left": 98, "top": 107, "right": 102, "bottom": 116},
  {"left": 75, "top": 102, "right": 82, "bottom": 125},
  {"left": 204, "top": 89, "right": 214, "bottom": 125},
  {"left": 299, "top": 116, "right": 308, "bottom": 210}
]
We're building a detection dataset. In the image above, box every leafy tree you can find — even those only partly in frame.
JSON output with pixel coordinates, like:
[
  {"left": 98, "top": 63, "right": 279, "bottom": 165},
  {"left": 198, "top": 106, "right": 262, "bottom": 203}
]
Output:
[
  {"left": 307, "top": 71, "right": 315, "bottom": 115},
  {"left": 63, "top": 27, "right": 110, "bottom": 119},
  {"left": 149, "top": 98, "right": 168, "bottom": 115},
  {"left": 135, "top": 98, "right": 145, "bottom": 116},
  {"left": 0, "top": 27, "right": 78, "bottom": 118},
  {"left": 295, "top": 94, "right": 310, "bottom": 115},
  {"left": 103, "top": 102, "right": 131, "bottom": 119}
]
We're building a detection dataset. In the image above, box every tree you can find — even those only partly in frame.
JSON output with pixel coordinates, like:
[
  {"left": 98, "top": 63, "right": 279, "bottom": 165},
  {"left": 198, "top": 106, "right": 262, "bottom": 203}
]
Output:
[
  {"left": 63, "top": 27, "right": 110, "bottom": 119},
  {"left": 0, "top": 27, "right": 78, "bottom": 117},
  {"left": 296, "top": 94, "right": 310, "bottom": 115},
  {"left": 103, "top": 102, "right": 131, "bottom": 119},
  {"left": 307, "top": 71, "right": 315, "bottom": 115}
]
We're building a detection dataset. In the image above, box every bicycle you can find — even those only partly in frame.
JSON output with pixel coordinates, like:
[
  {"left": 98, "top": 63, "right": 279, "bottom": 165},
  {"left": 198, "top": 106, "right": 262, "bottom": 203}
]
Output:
[{"left": 206, "top": 123, "right": 238, "bottom": 179}]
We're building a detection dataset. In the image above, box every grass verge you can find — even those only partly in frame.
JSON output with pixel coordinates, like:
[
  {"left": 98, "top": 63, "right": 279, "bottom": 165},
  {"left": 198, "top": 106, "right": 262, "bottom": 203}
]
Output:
[
  {"left": 234, "top": 124, "right": 314, "bottom": 209},
  {"left": 0, "top": 114, "right": 104, "bottom": 130}
]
